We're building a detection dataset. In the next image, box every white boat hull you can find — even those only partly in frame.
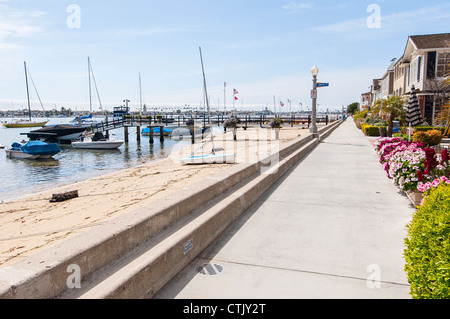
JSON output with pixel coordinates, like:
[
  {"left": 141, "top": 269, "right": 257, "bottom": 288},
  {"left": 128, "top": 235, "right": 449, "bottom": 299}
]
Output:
[
  {"left": 5, "top": 149, "right": 53, "bottom": 159},
  {"left": 72, "top": 140, "right": 124, "bottom": 149},
  {"left": 58, "top": 132, "right": 84, "bottom": 142},
  {"left": 180, "top": 153, "right": 235, "bottom": 164}
]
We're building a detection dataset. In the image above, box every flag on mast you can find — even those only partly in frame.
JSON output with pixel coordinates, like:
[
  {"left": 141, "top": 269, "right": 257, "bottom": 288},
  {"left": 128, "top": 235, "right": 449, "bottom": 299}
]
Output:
[{"left": 233, "top": 89, "right": 239, "bottom": 95}]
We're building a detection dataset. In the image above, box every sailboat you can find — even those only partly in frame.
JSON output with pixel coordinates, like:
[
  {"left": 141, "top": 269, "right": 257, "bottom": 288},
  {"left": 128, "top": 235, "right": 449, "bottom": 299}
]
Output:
[
  {"left": 180, "top": 47, "right": 235, "bottom": 164},
  {"left": 2, "top": 62, "right": 48, "bottom": 128},
  {"left": 71, "top": 57, "right": 124, "bottom": 150}
]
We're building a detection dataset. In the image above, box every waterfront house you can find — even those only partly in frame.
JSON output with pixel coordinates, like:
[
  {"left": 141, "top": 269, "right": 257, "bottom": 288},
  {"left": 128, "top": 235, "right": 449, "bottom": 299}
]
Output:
[
  {"left": 361, "top": 92, "right": 372, "bottom": 110},
  {"left": 393, "top": 56, "right": 407, "bottom": 97},
  {"left": 370, "top": 78, "right": 382, "bottom": 107},
  {"left": 380, "top": 60, "right": 396, "bottom": 100},
  {"left": 400, "top": 33, "right": 450, "bottom": 124}
]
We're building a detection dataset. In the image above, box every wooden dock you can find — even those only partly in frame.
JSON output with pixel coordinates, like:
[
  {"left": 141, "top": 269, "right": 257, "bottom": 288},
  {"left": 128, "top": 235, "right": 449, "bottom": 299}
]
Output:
[{"left": 88, "top": 114, "right": 339, "bottom": 144}]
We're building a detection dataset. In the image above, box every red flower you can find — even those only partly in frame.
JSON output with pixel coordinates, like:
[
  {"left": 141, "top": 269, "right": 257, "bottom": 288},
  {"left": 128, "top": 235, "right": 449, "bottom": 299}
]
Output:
[
  {"left": 417, "top": 170, "right": 424, "bottom": 182},
  {"left": 424, "top": 147, "right": 438, "bottom": 171},
  {"left": 441, "top": 149, "right": 450, "bottom": 164}
]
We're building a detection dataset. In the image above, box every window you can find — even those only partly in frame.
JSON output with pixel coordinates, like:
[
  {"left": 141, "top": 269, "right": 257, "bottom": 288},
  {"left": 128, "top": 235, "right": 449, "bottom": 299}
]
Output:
[
  {"left": 407, "top": 66, "right": 410, "bottom": 85},
  {"left": 417, "top": 56, "right": 422, "bottom": 82},
  {"left": 436, "top": 52, "right": 450, "bottom": 77},
  {"left": 427, "top": 51, "right": 436, "bottom": 79}
]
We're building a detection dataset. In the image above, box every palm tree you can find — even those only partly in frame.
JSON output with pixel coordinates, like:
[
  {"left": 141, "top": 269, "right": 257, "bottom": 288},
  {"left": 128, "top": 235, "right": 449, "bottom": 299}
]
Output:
[
  {"left": 433, "top": 77, "right": 450, "bottom": 136},
  {"left": 371, "top": 95, "right": 406, "bottom": 137}
]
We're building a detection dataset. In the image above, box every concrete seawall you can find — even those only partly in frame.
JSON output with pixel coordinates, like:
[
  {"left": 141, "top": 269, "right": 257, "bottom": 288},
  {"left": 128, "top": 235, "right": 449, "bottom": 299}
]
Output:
[{"left": 0, "top": 120, "right": 342, "bottom": 299}]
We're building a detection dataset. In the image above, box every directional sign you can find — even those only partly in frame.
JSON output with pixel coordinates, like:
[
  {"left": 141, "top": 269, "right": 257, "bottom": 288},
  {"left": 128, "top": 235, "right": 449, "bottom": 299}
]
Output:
[{"left": 316, "top": 82, "right": 329, "bottom": 87}]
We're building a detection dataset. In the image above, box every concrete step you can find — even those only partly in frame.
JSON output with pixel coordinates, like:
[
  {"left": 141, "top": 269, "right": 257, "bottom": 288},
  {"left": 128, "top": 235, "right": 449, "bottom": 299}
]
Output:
[{"left": 59, "top": 137, "right": 320, "bottom": 299}]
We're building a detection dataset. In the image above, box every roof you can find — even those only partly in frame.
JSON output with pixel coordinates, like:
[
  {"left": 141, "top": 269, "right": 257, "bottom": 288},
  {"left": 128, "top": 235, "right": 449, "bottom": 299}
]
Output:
[
  {"left": 409, "top": 33, "right": 450, "bottom": 50},
  {"left": 402, "top": 33, "right": 450, "bottom": 63}
]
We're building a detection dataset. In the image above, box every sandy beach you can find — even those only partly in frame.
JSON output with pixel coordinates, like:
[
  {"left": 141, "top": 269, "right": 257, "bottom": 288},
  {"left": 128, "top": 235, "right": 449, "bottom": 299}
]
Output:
[{"left": 0, "top": 126, "right": 309, "bottom": 267}]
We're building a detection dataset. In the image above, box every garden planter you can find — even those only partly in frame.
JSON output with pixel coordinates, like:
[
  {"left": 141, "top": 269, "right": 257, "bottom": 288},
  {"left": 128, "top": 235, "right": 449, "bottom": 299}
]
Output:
[
  {"left": 379, "top": 126, "right": 387, "bottom": 137},
  {"left": 407, "top": 190, "right": 424, "bottom": 206},
  {"left": 273, "top": 127, "right": 281, "bottom": 140}
]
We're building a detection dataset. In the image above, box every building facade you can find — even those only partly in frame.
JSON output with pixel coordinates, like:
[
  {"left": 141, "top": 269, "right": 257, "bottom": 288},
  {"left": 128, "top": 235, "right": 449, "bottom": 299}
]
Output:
[
  {"left": 402, "top": 33, "right": 450, "bottom": 124},
  {"left": 364, "top": 33, "right": 450, "bottom": 124}
]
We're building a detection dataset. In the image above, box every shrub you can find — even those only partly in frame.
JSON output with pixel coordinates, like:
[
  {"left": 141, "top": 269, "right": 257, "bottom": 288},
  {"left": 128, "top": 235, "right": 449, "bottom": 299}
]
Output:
[
  {"left": 414, "top": 127, "right": 445, "bottom": 134},
  {"left": 361, "top": 124, "right": 381, "bottom": 136},
  {"left": 393, "top": 133, "right": 408, "bottom": 140},
  {"left": 379, "top": 126, "right": 387, "bottom": 137},
  {"left": 404, "top": 183, "right": 450, "bottom": 299},
  {"left": 387, "top": 144, "right": 425, "bottom": 192},
  {"left": 353, "top": 110, "right": 369, "bottom": 121},
  {"left": 355, "top": 118, "right": 364, "bottom": 129},
  {"left": 413, "top": 130, "right": 442, "bottom": 146}
]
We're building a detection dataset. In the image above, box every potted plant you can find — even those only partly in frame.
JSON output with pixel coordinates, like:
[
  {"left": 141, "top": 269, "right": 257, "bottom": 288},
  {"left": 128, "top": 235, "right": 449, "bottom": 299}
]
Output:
[
  {"left": 223, "top": 117, "right": 240, "bottom": 140},
  {"left": 186, "top": 118, "right": 195, "bottom": 133},
  {"left": 156, "top": 114, "right": 163, "bottom": 123},
  {"left": 269, "top": 117, "right": 284, "bottom": 139}
]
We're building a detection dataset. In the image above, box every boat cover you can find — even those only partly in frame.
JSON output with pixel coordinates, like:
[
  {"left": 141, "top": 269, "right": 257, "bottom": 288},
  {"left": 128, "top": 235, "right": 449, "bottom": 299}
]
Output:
[
  {"left": 142, "top": 127, "right": 172, "bottom": 134},
  {"left": 22, "top": 141, "right": 61, "bottom": 156},
  {"left": 11, "top": 142, "right": 23, "bottom": 151}
]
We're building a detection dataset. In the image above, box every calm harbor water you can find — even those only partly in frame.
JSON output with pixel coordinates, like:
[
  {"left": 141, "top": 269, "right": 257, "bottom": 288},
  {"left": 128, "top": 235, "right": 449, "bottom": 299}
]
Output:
[{"left": 0, "top": 117, "right": 181, "bottom": 201}]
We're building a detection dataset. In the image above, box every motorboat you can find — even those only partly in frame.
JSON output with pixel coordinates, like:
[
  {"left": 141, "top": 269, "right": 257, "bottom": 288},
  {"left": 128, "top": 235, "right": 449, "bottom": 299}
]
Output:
[
  {"left": 5, "top": 141, "right": 61, "bottom": 159},
  {"left": 142, "top": 127, "right": 172, "bottom": 136},
  {"left": 70, "top": 113, "right": 99, "bottom": 127},
  {"left": 22, "top": 124, "right": 87, "bottom": 144},
  {"left": 72, "top": 132, "right": 124, "bottom": 150}
]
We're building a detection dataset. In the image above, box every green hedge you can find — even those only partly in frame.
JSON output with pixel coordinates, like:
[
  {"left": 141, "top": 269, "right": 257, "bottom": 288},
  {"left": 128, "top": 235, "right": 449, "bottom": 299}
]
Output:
[
  {"left": 404, "top": 184, "right": 450, "bottom": 299},
  {"left": 360, "top": 124, "right": 385, "bottom": 137},
  {"left": 414, "top": 127, "right": 445, "bottom": 134}
]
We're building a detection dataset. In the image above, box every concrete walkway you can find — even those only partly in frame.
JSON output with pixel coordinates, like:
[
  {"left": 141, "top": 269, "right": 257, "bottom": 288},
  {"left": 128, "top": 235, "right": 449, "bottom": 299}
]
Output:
[{"left": 155, "top": 118, "right": 414, "bottom": 299}]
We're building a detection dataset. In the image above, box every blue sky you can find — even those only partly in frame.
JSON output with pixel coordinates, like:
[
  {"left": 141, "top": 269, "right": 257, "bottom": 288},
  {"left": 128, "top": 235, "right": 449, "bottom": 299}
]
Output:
[{"left": 0, "top": 0, "right": 449, "bottom": 113}]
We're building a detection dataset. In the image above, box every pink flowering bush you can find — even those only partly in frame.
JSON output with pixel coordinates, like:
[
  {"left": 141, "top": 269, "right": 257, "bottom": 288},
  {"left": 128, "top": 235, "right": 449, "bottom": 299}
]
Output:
[
  {"left": 416, "top": 148, "right": 450, "bottom": 193},
  {"left": 387, "top": 144, "right": 426, "bottom": 192},
  {"left": 374, "top": 137, "right": 450, "bottom": 193},
  {"left": 417, "top": 176, "right": 450, "bottom": 193}
]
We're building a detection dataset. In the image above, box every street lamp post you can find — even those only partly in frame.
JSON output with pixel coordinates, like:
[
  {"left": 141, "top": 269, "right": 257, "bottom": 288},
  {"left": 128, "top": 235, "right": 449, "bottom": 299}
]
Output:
[{"left": 310, "top": 65, "right": 319, "bottom": 134}]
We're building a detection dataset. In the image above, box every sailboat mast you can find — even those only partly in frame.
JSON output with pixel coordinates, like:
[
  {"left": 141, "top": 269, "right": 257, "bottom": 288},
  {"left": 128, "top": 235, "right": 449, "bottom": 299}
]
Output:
[
  {"left": 24, "top": 62, "right": 32, "bottom": 122},
  {"left": 199, "top": 47, "right": 211, "bottom": 125},
  {"left": 199, "top": 46, "right": 215, "bottom": 154},
  {"left": 139, "top": 72, "right": 143, "bottom": 113},
  {"left": 88, "top": 57, "right": 92, "bottom": 113}
]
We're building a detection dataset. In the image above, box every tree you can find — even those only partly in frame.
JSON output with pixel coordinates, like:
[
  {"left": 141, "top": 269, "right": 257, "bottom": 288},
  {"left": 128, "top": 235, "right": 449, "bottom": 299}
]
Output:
[
  {"left": 371, "top": 95, "right": 406, "bottom": 137},
  {"left": 347, "top": 102, "right": 359, "bottom": 115},
  {"left": 433, "top": 77, "right": 450, "bottom": 136}
]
